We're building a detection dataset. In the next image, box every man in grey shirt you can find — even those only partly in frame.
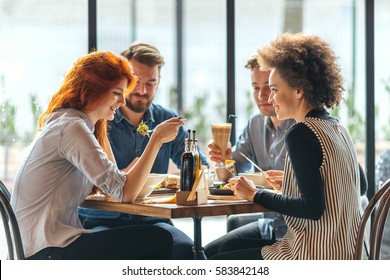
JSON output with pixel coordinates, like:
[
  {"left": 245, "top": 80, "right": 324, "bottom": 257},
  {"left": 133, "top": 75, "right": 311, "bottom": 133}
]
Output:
[
  {"left": 208, "top": 55, "right": 294, "bottom": 172},
  {"left": 205, "top": 54, "right": 294, "bottom": 258}
]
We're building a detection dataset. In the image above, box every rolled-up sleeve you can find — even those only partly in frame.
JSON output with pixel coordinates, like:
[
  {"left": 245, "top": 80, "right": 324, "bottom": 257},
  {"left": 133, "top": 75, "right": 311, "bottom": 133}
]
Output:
[{"left": 59, "top": 120, "right": 126, "bottom": 201}]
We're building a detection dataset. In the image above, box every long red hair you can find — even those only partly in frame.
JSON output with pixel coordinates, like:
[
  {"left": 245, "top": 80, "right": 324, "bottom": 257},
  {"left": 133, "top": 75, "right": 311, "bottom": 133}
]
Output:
[{"left": 39, "top": 51, "right": 137, "bottom": 158}]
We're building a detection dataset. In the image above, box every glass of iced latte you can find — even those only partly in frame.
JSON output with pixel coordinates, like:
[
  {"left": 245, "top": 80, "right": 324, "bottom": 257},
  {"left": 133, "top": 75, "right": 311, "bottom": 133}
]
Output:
[{"left": 211, "top": 122, "right": 232, "bottom": 167}]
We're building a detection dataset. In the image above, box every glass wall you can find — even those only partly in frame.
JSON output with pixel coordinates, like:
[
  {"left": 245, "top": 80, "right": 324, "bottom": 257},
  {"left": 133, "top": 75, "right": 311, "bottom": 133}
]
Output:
[
  {"left": 375, "top": 0, "right": 390, "bottom": 189},
  {"left": 1, "top": 0, "right": 389, "bottom": 189},
  {"left": 0, "top": 0, "right": 87, "bottom": 184},
  {"left": 97, "top": 0, "right": 176, "bottom": 112}
]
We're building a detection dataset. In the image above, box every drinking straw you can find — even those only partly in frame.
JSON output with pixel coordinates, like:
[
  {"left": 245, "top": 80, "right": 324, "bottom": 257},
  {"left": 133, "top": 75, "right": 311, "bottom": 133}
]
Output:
[{"left": 227, "top": 114, "right": 237, "bottom": 123}]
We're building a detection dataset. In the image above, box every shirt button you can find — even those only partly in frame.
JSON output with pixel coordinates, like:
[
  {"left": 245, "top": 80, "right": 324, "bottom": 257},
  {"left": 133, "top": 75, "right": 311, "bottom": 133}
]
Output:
[
  {"left": 270, "top": 154, "right": 274, "bottom": 158},
  {"left": 272, "top": 133, "right": 275, "bottom": 138}
]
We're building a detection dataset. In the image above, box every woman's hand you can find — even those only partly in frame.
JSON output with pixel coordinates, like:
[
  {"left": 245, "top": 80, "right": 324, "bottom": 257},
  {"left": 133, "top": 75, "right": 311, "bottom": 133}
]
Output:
[
  {"left": 151, "top": 117, "right": 184, "bottom": 144},
  {"left": 207, "top": 140, "right": 232, "bottom": 163},
  {"left": 228, "top": 175, "right": 258, "bottom": 202},
  {"left": 265, "top": 170, "right": 284, "bottom": 191}
]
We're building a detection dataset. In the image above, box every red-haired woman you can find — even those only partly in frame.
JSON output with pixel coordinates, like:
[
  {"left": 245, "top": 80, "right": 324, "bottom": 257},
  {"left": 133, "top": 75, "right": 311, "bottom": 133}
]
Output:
[{"left": 10, "top": 51, "right": 183, "bottom": 260}]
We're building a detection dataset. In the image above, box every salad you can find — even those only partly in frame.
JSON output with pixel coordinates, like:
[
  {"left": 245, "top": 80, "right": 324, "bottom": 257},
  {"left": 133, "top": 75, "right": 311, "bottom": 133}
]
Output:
[{"left": 137, "top": 120, "right": 149, "bottom": 137}]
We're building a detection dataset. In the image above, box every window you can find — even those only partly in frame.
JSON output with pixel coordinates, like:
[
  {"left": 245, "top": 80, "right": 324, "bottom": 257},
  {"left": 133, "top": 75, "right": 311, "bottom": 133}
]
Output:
[{"left": 0, "top": 0, "right": 87, "bottom": 184}]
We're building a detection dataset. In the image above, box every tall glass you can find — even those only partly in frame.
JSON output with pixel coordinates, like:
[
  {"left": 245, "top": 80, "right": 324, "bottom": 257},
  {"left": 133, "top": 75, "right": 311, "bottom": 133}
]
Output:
[{"left": 211, "top": 122, "right": 232, "bottom": 167}]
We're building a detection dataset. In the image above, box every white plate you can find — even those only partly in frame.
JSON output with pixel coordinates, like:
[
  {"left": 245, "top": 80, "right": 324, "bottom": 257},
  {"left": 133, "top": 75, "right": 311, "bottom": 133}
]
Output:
[{"left": 136, "top": 174, "right": 167, "bottom": 199}]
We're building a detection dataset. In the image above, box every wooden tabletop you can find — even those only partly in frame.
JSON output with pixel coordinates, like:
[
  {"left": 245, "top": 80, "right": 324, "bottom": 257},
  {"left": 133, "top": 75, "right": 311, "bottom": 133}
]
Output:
[{"left": 80, "top": 197, "right": 268, "bottom": 219}]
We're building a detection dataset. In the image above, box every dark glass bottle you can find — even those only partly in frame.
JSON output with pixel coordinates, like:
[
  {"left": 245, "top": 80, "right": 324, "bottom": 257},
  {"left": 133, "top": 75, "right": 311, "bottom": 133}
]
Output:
[{"left": 180, "top": 129, "right": 195, "bottom": 191}]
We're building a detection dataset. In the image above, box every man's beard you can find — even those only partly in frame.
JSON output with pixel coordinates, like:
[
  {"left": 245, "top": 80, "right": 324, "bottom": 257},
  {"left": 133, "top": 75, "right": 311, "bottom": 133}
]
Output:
[{"left": 125, "top": 93, "right": 153, "bottom": 113}]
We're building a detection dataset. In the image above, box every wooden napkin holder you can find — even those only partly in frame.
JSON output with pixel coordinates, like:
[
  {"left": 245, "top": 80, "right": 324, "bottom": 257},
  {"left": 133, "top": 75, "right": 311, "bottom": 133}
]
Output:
[
  {"left": 176, "top": 189, "right": 208, "bottom": 206},
  {"left": 176, "top": 170, "right": 208, "bottom": 206}
]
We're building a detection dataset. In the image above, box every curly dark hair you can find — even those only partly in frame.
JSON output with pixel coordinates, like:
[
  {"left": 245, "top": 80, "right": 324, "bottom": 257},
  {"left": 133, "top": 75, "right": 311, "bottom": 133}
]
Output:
[{"left": 256, "top": 33, "right": 344, "bottom": 109}]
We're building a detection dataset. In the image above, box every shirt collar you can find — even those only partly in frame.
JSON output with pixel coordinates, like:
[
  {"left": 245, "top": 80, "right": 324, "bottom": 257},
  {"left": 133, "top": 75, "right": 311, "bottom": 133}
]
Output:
[
  {"left": 305, "top": 107, "right": 338, "bottom": 123},
  {"left": 265, "top": 116, "right": 295, "bottom": 131},
  {"left": 306, "top": 107, "right": 330, "bottom": 119},
  {"left": 147, "top": 104, "right": 157, "bottom": 123},
  {"left": 113, "top": 104, "right": 156, "bottom": 125}
]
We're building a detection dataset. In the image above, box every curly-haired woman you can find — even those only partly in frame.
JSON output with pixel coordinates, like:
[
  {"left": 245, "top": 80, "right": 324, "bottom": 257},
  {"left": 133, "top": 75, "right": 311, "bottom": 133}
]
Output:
[{"left": 212, "top": 33, "right": 367, "bottom": 260}]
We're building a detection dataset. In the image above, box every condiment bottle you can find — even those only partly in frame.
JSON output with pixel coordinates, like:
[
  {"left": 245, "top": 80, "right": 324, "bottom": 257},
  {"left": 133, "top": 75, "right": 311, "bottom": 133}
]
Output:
[
  {"left": 180, "top": 129, "right": 195, "bottom": 191},
  {"left": 192, "top": 129, "right": 202, "bottom": 181}
]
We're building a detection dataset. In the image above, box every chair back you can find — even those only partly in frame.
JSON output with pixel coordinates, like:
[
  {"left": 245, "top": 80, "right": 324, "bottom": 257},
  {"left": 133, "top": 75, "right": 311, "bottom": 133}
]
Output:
[
  {"left": 355, "top": 178, "right": 390, "bottom": 259},
  {"left": 0, "top": 180, "right": 25, "bottom": 260},
  {"left": 0, "top": 180, "right": 11, "bottom": 202}
]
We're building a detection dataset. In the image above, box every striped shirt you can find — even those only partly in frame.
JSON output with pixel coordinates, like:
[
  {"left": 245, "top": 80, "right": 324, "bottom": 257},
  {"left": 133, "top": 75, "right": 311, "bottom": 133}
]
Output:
[{"left": 257, "top": 109, "right": 361, "bottom": 259}]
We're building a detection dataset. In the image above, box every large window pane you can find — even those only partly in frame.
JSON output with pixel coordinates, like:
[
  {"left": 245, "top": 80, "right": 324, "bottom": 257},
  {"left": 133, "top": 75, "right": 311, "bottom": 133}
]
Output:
[
  {"left": 183, "top": 0, "right": 226, "bottom": 147},
  {"left": 97, "top": 0, "right": 176, "bottom": 111},
  {"left": 375, "top": 0, "right": 390, "bottom": 189},
  {"left": 0, "top": 0, "right": 87, "bottom": 183},
  {"left": 1, "top": 0, "right": 385, "bottom": 185},
  {"left": 235, "top": 0, "right": 367, "bottom": 167}
]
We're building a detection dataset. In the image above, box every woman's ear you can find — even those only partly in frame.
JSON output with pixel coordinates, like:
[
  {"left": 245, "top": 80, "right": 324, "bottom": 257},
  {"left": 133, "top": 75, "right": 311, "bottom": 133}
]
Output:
[{"left": 296, "top": 88, "right": 304, "bottom": 99}]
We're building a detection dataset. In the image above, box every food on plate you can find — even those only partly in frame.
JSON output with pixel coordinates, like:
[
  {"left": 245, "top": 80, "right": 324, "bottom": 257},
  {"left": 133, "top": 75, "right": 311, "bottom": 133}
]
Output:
[
  {"left": 222, "top": 182, "right": 233, "bottom": 190},
  {"left": 155, "top": 174, "right": 180, "bottom": 189},
  {"left": 137, "top": 120, "right": 149, "bottom": 137},
  {"left": 212, "top": 181, "right": 233, "bottom": 190}
]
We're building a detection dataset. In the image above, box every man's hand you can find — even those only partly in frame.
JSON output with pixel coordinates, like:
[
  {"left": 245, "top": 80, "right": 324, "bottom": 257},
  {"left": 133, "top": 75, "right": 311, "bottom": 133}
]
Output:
[{"left": 207, "top": 140, "right": 232, "bottom": 163}]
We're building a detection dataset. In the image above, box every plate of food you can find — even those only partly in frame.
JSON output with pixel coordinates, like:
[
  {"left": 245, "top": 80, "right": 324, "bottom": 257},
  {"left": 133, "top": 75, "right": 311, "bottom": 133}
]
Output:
[
  {"left": 151, "top": 174, "right": 180, "bottom": 195},
  {"left": 136, "top": 173, "right": 167, "bottom": 199},
  {"left": 209, "top": 181, "right": 234, "bottom": 195},
  {"left": 208, "top": 188, "right": 234, "bottom": 195}
]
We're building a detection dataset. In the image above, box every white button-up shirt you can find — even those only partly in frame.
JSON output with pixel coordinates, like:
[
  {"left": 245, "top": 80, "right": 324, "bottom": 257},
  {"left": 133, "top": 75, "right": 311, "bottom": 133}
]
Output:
[{"left": 11, "top": 109, "right": 126, "bottom": 258}]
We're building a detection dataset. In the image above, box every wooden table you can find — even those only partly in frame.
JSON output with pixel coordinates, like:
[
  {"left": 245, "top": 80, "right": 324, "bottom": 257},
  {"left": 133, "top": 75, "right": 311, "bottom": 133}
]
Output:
[{"left": 80, "top": 196, "right": 268, "bottom": 259}]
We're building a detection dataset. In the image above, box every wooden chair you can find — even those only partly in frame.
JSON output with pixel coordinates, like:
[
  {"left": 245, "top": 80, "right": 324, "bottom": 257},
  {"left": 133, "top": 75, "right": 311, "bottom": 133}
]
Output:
[
  {"left": 0, "top": 180, "right": 25, "bottom": 260},
  {"left": 355, "top": 178, "right": 390, "bottom": 259}
]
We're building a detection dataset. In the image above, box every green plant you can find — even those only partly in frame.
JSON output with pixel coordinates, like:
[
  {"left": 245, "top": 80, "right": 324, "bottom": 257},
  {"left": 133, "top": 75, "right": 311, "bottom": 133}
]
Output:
[
  {"left": 0, "top": 99, "right": 17, "bottom": 145},
  {"left": 330, "top": 84, "right": 364, "bottom": 142},
  {"left": 168, "top": 84, "right": 178, "bottom": 111},
  {"left": 214, "top": 89, "right": 226, "bottom": 121},
  {"left": 244, "top": 89, "right": 255, "bottom": 119},
  {"left": 183, "top": 92, "right": 208, "bottom": 145},
  {"left": 22, "top": 93, "right": 43, "bottom": 144},
  {"left": 382, "top": 77, "right": 390, "bottom": 140},
  {"left": 0, "top": 99, "right": 17, "bottom": 180}
]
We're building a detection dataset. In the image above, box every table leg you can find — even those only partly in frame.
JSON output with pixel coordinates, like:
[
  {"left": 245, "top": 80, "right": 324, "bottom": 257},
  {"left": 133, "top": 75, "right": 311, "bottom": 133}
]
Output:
[{"left": 192, "top": 217, "right": 207, "bottom": 260}]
